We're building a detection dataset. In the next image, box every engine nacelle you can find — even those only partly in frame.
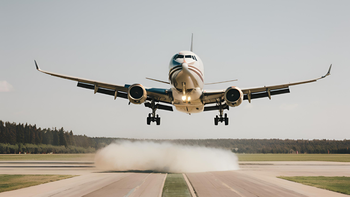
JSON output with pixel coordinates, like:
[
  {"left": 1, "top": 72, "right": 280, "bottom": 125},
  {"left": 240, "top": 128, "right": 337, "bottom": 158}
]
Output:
[
  {"left": 224, "top": 86, "right": 243, "bottom": 107},
  {"left": 128, "top": 84, "right": 147, "bottom": 104}
]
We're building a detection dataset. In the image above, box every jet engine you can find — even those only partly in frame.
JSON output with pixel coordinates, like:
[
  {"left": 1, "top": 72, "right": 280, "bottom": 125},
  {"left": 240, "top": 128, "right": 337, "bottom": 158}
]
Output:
[
  {"left": 224, "top": 86, "right": 243, "bottom": 107},
  {"left": 128, "top": 84, "right": 147, "bottom": 104}
]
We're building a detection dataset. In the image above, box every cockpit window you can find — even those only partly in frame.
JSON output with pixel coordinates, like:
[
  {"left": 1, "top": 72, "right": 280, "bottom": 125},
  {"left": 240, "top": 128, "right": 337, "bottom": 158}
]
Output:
[{"left": 174, "top": 54, "right": 197, "bottom": 60}]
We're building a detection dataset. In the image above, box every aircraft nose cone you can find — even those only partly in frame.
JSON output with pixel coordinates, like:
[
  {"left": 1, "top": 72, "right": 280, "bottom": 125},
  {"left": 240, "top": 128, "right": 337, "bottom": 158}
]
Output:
[
  {"left": 182, "top": 62, "right": 188, "bottom": 69},
  {"left": 181, "top": 62, "right": 190, "bottom": 75}
]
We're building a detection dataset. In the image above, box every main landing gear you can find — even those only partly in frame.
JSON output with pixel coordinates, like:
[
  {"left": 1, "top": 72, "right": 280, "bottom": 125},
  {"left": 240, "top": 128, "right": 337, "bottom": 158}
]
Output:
[
  {"left": 214, "top": 101, "right": 229, "bottom": 126},
  {"left": 147, "top": 113, "right": 160, "bottom": 125},
  {"left": 214, "top": 113, "right": 228, "bottom": 126},
  {"left": 145, "top": 99, "right": 161, "bottom": 125}
]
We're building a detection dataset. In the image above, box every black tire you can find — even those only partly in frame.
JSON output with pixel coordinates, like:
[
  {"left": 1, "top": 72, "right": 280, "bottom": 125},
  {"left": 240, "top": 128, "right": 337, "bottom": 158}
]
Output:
[
  {"left": 225, "top": 117, "right": 229, "bottom": 126},
  {"left": 156, "top": 117, "right": 161, "bottom": 125},
  {"left": 147, "top": 117, "right": 151, "bottom": 125},
  {"left": 214, "top": 116, "right": 218, "bottom": 125}
]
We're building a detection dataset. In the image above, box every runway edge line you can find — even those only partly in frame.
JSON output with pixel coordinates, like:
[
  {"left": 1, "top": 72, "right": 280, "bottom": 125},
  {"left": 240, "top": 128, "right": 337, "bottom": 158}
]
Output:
[
  {"left": 159, "top": 173, "right": 167, "bottom": 197},
  {"left": 183, "top": 174, "right": 197, "bottom": 197}
]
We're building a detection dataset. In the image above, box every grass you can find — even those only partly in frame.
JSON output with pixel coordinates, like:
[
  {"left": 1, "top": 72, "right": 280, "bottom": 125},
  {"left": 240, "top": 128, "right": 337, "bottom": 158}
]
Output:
[
  {"left": 0, "top": 154, "right": 95, "bottom": 161},
  {"left": 237, "top": 154, "right": 350, "bottom": 162},
  {"left": 162, "top": 174, "right": 191, "bottom": 197},
  {"left": 0, "top": 174, "right": 75, "bottom": 193},
  {"left": 279, "top": 176, "right": 350, "bottom": 195},
  {"left": 1, "top": 153, "right": 349, "bottom": 162}
]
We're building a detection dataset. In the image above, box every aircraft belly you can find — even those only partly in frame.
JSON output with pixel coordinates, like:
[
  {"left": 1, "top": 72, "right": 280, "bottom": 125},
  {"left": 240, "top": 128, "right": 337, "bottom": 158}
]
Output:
[{"left": 174, "top": 103, "right": 204, "bottom": 113}]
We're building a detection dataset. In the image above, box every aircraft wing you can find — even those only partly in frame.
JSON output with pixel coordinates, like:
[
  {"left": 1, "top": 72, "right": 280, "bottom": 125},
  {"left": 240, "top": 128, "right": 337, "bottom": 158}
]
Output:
[
  {"left": 202, "top": 64, "right": 332, "bottom": 105},
  {"left": 35, "top": 61, "right": 173, "bottom": 109}
]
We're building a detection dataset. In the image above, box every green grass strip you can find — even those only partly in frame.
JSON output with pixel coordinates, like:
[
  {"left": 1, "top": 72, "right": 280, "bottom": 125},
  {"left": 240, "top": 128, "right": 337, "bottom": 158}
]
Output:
[
  {"left": 0, "top": 174, "right": 75, "bottom": 193},
  {"left": 162, "top": 174, "right": 191, "bottom": 197},
  {"left": 237, "top": 154, "right": 350, "bottom": 162},
  {"left": 0, "top": 154, "right": 94, "bottom": 161},
  {"left": 279, "top": 176, "right": 350, "bottom": 195}
]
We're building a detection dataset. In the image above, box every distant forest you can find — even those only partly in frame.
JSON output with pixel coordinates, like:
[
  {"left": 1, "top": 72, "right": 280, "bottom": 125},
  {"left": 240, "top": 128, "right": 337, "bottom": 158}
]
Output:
[{"left": 0, "top": 120, "right": 349, "bottom": 154}]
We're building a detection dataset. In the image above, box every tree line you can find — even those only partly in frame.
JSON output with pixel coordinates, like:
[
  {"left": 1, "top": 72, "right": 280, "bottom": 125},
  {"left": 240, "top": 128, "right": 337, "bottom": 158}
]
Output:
[
  {"left": 0, "top": 120, "right": 94, "bottom": 154},
  {"left": 162, "top": 139, "right": 350, "bottom": 154},
  {"left": 0, "top": 120, "right": 349, "bottom": 154}
]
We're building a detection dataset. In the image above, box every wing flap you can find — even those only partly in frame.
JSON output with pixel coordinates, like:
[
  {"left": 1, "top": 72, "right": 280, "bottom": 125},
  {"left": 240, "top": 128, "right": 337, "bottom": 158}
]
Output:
[
  {"left": 77, "top": 82, "right": 128, "bottom": 99},
  {"left": 144, "top": 102, "right": 173, "bottom": 111},
  {"left": 243, "top": 88, "right": 290, "bottom": 101}
]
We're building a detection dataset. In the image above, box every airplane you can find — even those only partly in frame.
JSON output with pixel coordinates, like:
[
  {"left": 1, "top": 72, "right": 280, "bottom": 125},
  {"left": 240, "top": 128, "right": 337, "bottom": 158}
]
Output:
[{"left": 35, "top": 36, "right": 332, "bottom": 126}]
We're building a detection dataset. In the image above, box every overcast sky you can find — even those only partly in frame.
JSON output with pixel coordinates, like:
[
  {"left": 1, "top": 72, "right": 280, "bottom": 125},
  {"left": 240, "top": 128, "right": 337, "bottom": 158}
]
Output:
[{"left": 1, "top": 0, "right": 349, "bottom": 140}]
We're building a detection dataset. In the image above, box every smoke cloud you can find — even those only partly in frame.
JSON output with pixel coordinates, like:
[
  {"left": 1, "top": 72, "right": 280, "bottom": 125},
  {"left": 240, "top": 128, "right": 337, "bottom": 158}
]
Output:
[{"left": 94, "top": 141, "right": 239, "bottom": 173}]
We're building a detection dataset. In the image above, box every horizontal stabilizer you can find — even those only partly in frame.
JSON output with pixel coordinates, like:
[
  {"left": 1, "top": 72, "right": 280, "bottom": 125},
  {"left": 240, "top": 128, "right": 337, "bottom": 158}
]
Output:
[
  {"left": 205, "top": 79, "right": 238, "bottom": 85},
  {"left": 146, "top": 77, "right": 170, "bottom": 84}
]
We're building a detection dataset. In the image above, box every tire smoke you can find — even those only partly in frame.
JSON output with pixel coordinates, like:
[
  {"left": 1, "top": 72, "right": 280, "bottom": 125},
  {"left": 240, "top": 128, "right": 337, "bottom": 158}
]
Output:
[{"left": 94, "top": 141, "right": 239, "bottom": 173}]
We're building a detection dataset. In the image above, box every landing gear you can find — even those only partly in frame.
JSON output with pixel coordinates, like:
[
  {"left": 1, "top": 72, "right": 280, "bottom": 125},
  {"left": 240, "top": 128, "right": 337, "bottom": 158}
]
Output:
[
  {"left": 147, "top": 113, "right": 160, "bottom": 125},
  {"left": 214, "top": 100, "right": 229, "bottom": 126},
  {"left": 145, "top": 99, "right": 161, "bottom": 125},
  {"left": 214, "top": 113, "right": 229, "bottom": 126}
]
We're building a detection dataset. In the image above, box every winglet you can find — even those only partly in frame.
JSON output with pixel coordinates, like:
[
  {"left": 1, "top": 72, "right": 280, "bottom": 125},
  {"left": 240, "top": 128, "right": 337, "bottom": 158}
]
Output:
[
  {"left": 322, "top": 64, "right": 332, "bottom": 78},
  {"left": 34, "top": 60, "right": 40, "bottom": 70}
]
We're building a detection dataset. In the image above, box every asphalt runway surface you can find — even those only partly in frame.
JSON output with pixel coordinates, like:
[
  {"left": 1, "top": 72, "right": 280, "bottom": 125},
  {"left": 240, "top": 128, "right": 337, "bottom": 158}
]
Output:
[{"left": 0, "top": 161, "right": 349, "bottom": 197}]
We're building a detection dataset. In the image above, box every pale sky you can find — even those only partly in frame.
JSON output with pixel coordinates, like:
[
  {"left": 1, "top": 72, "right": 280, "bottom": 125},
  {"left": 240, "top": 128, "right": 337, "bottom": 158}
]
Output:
[{"left": 1, "top": 0, "right": 349, "bottom": 139}]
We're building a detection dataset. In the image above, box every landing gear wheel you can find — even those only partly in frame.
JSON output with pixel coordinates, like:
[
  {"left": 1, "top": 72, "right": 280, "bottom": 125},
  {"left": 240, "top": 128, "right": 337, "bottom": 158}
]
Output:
[
  {"left": 147, "top": 113, "right": 151, "bottom": 125},
  {"left": 224, "top": 113, "right": 229, "bottom": 125},
  {"left": 156, "top": 115, "right": 161, "bottom": 125},
  {"left": 214, "top": 115, "right": 218, "bottom": 125}
]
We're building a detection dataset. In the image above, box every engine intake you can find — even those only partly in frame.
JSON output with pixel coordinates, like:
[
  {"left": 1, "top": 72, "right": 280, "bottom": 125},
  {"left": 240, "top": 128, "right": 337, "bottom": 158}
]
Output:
[
  {"left": 224, "top": 86, "right": 243, "bottom": 107},
  {"left": 128, "top": 84, "right": 147, "bottom": 104}
]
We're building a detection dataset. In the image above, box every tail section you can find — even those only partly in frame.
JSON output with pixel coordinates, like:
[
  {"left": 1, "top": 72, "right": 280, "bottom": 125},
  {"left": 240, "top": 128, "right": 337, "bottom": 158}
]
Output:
[{"left": 190, "top": 33, "right": 194, "bottom": 52}]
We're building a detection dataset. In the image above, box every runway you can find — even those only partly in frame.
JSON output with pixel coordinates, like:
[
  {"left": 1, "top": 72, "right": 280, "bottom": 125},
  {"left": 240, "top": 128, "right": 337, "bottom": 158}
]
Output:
[{"left": 0, "top": 161, "right": 349, "bottom": 197}]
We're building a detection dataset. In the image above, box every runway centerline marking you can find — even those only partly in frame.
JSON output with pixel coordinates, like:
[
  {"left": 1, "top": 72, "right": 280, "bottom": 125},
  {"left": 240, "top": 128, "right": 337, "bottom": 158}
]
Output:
[
  {"left": 220, "top": 182, "right": 244, "bottom": 197},
  {"left": 124, "top": 173, "right": 152, "bottom": 197},
  {"left": 209, "top": 172, "right": 244, "bottom": 197}
]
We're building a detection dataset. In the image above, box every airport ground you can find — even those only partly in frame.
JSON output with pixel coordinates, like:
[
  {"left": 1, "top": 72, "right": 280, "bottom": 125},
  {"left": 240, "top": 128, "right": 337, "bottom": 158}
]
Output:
[{"left": 0, "top": 154, "right": 349, "bottom": 197}]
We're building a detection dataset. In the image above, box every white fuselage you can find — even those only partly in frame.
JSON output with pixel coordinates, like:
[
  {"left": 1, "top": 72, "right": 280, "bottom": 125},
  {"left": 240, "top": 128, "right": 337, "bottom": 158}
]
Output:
[{"left": 169, "top": 51, "right": 205, "bottom": 114}]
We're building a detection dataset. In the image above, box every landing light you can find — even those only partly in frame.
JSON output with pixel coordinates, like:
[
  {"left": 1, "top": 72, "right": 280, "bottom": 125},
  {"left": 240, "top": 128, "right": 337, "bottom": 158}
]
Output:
[
  {"left": 187, "top": 96, "right": 191, "bottom": 101},
  {"left": 182, "top": 95, "right": 186, "bottom": 101}
]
